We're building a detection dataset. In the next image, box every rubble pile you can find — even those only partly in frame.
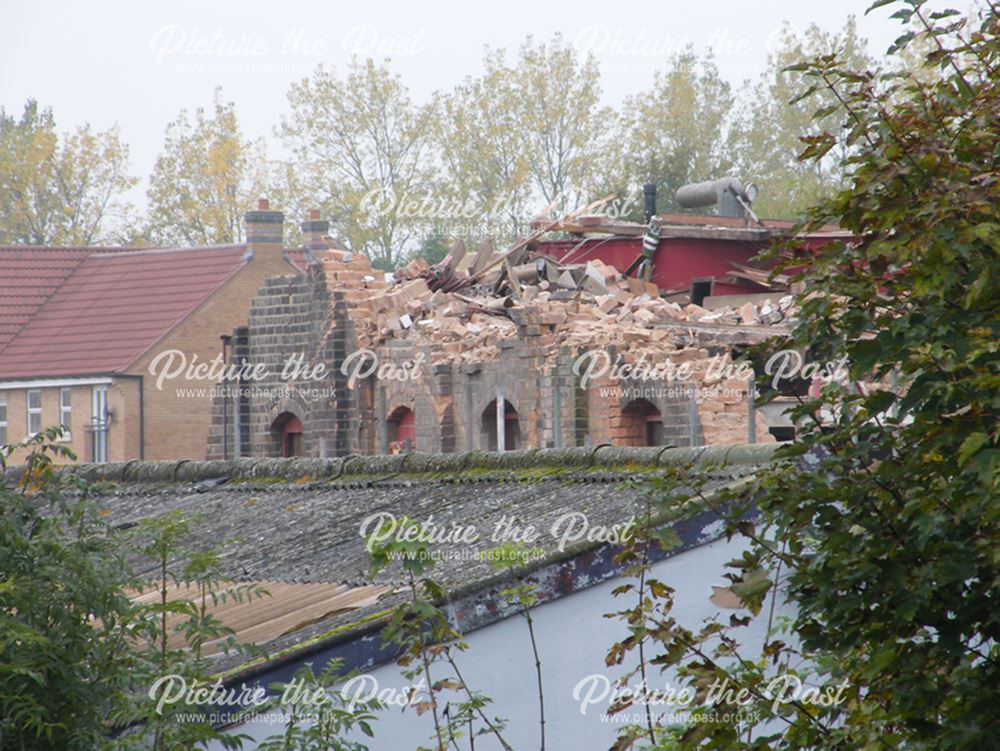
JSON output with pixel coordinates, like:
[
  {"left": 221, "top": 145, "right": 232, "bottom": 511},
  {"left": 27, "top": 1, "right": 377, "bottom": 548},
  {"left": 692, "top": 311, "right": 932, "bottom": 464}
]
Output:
[
  {"left": 317, "top": 197, "right": 799, "bottom": 366},
  {"left": 345, "top": 252, "right": 796, "bottom": 366}
]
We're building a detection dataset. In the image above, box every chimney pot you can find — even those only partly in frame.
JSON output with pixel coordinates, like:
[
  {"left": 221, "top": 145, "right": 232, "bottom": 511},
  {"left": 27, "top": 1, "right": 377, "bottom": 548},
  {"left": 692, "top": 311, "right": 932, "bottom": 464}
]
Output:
[
  {"left": 244, "top": 200, "right": 284, "bottom": 258},
  {"left": 301, "top": 209, "right": 331, "bottom": 254}
]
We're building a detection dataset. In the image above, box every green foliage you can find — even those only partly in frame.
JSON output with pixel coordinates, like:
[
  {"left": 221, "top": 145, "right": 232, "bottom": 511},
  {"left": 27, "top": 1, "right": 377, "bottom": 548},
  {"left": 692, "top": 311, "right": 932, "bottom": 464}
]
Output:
[
  {"left": 508, "top": 34, "right": 613, "bottom": 210},
  {"left": 431, "top": 53, "right": 535, "bottom": 245},
  {"left": 257, "top": 661, "right": 379, "bottom": 751},
  {"left": 368, "top": 519, "right": 512, "bottom": 750},
  {"left": 278, "top": 59, "right": 435, "bottom": 270},
  {"left": 113, "top": 510, "right": 268, "bottom": 750},
  {"left": 604, "top": 472, "right": 700, "bottom": 750},
  {"left": 602, "top": 48, "right": 734, "bottom": 218},
  {"left": 2, "top": 433, "right": 275, "bottom": 750},
  {"left": 0, "top": 100, "right": 137, "bottom": 245},
  {"left": 605, "top": 3, "right": 1000, "bottom": 749},
  {"left": 728, "top": 17, "right": 875, "bottom": 219},
  {"left": 0, "top": 430, "right": 137, "bottom": 750},
  {"left": 412, "top": 230, "right": 451, "bottom": 266},
  {"left": 748, "top": 5, "right": 1000, "bottom": 745}
]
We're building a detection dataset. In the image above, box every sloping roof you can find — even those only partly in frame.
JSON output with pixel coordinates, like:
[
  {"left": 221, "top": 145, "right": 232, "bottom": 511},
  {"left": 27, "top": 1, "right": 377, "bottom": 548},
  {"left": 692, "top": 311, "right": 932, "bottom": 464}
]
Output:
[
  {"left": 34, "top": 444, "right": 778, "bottom": 677},
  {"left": 284, "top": 241, "right": 354, "bottom": 273},
  {"left": 0, "top": 245, "right": 248, "bottom": 379},
  {"left": 284, "top": 247, "right": 312, "bottom": 272},
  {"left": 0, "top": 246, "right": 135, "bottom": 350}
]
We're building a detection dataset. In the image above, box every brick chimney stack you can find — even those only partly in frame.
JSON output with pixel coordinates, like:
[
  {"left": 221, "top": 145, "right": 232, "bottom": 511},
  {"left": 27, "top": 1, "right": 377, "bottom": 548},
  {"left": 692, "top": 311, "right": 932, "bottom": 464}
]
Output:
[
  {"left": 300, "top": 208, "right": 330, "bottom": 252},
  {"left": 244, "top": 198, "right": 284, "bottom": 259}
]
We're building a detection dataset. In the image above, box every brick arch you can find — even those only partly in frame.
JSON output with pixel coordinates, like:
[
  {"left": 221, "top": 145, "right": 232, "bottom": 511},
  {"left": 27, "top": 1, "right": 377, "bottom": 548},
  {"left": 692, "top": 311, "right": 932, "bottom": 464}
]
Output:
[
  {"left": 480, "top": 398, "right": 521, "bottom": 452},
  {"left": 266, "top": 395, "right": 310, "bottom": 428},
  {"left": 618, "top": 398, "right": 662, "bottom": 447},
  {"left": 387, "top": 404, "right": 416, "bottom": 453},
  {"left": 378, "top": 379, "right": 424, "bottom": 454},
  {"left": 615, "top": 388, "right": 692, "bottom": 448},
  {"left": 271, "top": 412, "right": 304, "bottom": 457},
  {"left": 380, "top": 375, "right": 424, "bottom": 407},
  {"left": 266, "top": 396, "right": 310, "bottom": 458}
]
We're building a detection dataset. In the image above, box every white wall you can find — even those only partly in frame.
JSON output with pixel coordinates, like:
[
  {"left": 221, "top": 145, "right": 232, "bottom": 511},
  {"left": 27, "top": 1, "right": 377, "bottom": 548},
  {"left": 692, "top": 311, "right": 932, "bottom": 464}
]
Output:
[{"left": 215, "top": 536, "right": 787, "bottom": 750}]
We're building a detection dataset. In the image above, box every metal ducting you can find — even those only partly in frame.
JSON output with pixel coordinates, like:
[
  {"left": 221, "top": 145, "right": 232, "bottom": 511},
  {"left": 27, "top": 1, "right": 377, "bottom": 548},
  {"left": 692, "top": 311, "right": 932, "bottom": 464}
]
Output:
[
  {"left": 643, "top": 183, "right": 657, "bottom": 223},
  {"left": 675, "top": 177, "right": 758, "bottom": 218}
]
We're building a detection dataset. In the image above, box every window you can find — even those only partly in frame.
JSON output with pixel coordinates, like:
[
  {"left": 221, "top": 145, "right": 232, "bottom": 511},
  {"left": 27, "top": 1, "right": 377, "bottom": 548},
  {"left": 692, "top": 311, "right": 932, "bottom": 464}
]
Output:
[
  {"left": 620, "top": 398, "right": 664, "bottom": 447},
  {"left": 60, "top": 388, "right": 72, "bottom": 439},
  {"left": 0, "top": 393, "right": 7, "bottom": 447},
  {"left": 480, "top": 399, "right": 520, "bottom": 452},
  {"left": 270, "top": 412, "right": 303, "bottom": 458},
  {"left": 27, "top": 390, "right": 42, "bottom": 436},
  {"left": 92, "top": 386, "right": 108, "bottom": 463}
]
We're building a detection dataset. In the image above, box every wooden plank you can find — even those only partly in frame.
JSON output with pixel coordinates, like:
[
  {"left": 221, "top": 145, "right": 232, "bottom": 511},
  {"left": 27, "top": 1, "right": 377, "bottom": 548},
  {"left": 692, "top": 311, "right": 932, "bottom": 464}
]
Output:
[
  {"left": 503, "top": 257, "right": 522, "bottom": 299},
  {"left": 468, "top": 194, "right": 617, "bottom": 284},
  {"left": 128, "top": 581, "right": 391, "bottom": 655},
  {"left": 470, "top": 238, "right": 494, "bottom": 275}
]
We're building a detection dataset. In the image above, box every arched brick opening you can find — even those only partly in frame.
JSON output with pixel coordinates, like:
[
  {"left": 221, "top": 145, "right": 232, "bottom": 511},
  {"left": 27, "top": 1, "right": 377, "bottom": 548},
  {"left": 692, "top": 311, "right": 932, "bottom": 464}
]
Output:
[
  {"left": 387, "top": 405, "right": 416, "bottom": 453},
  {"left": 271, "top": 411, "right": 304, "bottom": 457},
  {"left": 481, "top": 399, "right": 520, "bottom": 452},
  {"left": 619, "top": 398, "right": 663, "bottom": 447}
]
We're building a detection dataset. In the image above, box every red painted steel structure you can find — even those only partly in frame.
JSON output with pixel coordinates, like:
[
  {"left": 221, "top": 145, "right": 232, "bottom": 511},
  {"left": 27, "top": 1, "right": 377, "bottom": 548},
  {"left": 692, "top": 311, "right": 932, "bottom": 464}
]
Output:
[
  {"left": 537, "top": 215, "right": 848, "bottom": 297},
  {"left": 539, "top": 235, "right": 769, "bottom": 295}
]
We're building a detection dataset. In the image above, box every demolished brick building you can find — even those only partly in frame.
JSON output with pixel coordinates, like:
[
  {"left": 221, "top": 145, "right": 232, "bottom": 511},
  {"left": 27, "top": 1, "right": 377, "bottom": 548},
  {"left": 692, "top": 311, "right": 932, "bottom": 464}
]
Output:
[{"left": 205, "top": 196, "right": 846, "bottom": 460}]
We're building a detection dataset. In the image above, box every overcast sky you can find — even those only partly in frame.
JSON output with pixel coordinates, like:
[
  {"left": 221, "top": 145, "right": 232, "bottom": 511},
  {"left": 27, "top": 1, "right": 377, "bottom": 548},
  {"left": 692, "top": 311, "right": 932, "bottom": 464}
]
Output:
[{"left": 1, "top": 0, "right": 917, "bottom": 203}]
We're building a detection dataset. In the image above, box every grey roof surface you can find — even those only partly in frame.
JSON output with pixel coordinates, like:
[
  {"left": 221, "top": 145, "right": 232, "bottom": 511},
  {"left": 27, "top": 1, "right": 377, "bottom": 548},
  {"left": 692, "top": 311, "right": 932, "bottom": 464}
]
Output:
[
  {"left": 10, "top": 444, "right": 779, "bottom": 676},
  {"left": 62, "top": 445, "right": 775, "bottom": 585}
]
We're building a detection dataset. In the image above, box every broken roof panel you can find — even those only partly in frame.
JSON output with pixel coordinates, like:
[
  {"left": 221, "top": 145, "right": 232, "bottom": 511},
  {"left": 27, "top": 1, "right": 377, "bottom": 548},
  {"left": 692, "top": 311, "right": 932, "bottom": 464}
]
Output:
[
  {"left": 128, "top": 580, "right": 390, "bottom": 655},
  {"left": 49, "top": 444, "right": 777, "bottom": 676}
]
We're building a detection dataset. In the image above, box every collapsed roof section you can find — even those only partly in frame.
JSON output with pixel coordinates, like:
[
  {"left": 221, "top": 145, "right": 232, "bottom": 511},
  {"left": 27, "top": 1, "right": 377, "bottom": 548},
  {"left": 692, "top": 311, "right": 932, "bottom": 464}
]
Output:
[{"left": 307, "top": 201, "right": 827, "bottom": 370}]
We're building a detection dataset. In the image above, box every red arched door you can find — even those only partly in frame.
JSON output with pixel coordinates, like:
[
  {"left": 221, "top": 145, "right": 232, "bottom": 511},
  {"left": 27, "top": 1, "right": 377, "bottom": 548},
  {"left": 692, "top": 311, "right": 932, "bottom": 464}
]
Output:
[
  {"left": 272, "top": 412, "right": 304, "bottom": 457},
  {"left": 387, "top": 406, "right": 415, "bottom": 452}
]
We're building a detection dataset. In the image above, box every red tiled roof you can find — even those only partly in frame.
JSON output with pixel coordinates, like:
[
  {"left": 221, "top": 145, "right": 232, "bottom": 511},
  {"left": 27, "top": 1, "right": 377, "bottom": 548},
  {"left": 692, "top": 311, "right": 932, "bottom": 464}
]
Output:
[
  {"left": 285, "top": 248, "right": 312, "bottom": 273},
  {"left": 0, "top": 246, "right": 137, "bottom": 350},
  {"left": 0, "top": 245, "right": 248, "bottom": 379}
]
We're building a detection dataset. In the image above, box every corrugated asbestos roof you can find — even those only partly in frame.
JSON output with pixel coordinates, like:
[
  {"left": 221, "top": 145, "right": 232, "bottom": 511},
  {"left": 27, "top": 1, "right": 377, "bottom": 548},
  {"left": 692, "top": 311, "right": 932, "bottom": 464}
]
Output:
[
  {"left": 22, "top": 444, "right": 778, "bottom": 674},
  {"left": 129, "top": 581, "right": 390, "bottom": 655}
]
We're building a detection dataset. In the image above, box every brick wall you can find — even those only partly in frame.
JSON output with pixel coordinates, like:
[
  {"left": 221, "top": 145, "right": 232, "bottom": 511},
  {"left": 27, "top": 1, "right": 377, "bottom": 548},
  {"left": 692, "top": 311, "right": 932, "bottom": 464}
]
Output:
[
  {"left": 207, "top": 250, "right": 389, "bottom": 461},
  {"left": 0, "top": 379, "right": 142, "bottom": 464},
  {"left": 128, "top": 242, "right": 299, "bottom": 461},
  {"left": 205, "top": 254, "right": 778, "bottom": 459}
]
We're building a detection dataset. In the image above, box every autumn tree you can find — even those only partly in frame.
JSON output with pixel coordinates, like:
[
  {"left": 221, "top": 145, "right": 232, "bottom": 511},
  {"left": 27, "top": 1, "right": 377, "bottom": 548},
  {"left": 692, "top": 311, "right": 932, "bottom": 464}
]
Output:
[
  {"left": 423, "top": 35, "right": 612, "bottom": 251},
  {"left": 0, "top": 100, "right": 136, "bottom": 246},
  {"left": 278, "top": 58, "right": 434, "bottom": 270},
  {"left": 728, "top": 17, "right": 874, "bottom": 219},
  {"left": 431, "top": 50, "right": 534, "bottom": 244},
  {"left": 510, "top": 34, "right": 612, "bottom": 210},
  {"left": 146, "top": 88, "right": 268, "bottom": 247},
  {"left": 602, "top": 49, "right": 734, "bottom": 219}
]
